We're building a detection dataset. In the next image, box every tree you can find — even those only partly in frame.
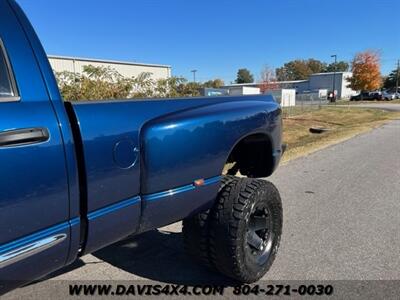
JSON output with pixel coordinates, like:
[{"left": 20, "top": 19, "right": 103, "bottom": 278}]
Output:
[
  {"left": 56, "top": 65, "right": 135, "bottom": 101},
  {"left": 203, "top": 79, "right": 225, "bottom": 88},
  {"left": 177, "top": 81, "right": 202, "bottom": 97},
  {"left": 275, "top": 59, "right": 326, "bottom": 81},
  {"left": 347, "top": 50, "right": 382, "bottom": 92},
  {"left": 276, "top": 60, "right": 308, "bottom": 81},
  {"left": 56, "top": 65, "right": 224, "bottom": 101},
  {"left": 259, "top": 65, "right": 279, "bottom": 93},
  {"left": 154, "top": 76, "right": 187, "bottom": 98},
  {"left": 130, "top": 72, "right": 155, "bottom": 98},
  {"left": 324, "top": 61, "right": 349, "bottom": 72},
  {"left": 307, "top": 59, "right": 326, "bottom": 74},
  {"left": 383, "top": 68, "right": 399, "bottom": 89},
  {"left": 235, "top": 68, "right": 254, "bottom": 83}
]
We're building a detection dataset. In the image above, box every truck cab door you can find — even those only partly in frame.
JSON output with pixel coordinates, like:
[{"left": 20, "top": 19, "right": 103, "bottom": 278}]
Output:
[{"left": 0, "top": 1, "right": 71, "bottom": 292}]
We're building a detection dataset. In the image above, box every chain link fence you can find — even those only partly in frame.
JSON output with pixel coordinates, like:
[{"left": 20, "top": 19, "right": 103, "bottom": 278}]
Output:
[{"left": 281, "top": 91, "right": 330, "bottom": 118}]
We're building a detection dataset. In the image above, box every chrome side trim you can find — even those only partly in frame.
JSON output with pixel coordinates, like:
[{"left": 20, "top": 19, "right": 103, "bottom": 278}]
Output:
[
  {"left": 143, "top": 175, "right": 221, "bottom": 202},
  {"left": 0, "top": 233, "right": 66, "bottom": 269}
]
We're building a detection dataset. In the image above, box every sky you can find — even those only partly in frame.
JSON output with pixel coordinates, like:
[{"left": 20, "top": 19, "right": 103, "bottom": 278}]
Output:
[{"left": 17, "top": 0, "right": 400, "bottom": 83}]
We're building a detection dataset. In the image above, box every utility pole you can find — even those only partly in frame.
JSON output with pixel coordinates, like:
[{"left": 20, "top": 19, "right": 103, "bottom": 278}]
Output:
[
  {"left": 331, "top": 54, "right": 337, "bottom": 103},
  {"left": 396, "top": 59, "right": 399, "bottom": 94},
  {"left": 191, "top": 70, "right": 197, "bottom": 83},
  {"left": 73, "top": 59, "right": 76, "bottom": 80}
]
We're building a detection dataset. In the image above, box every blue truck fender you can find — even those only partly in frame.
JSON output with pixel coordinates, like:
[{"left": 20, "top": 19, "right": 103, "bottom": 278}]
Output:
[{"left": 138, "top": 99, "right": 282, "bottom": 230}]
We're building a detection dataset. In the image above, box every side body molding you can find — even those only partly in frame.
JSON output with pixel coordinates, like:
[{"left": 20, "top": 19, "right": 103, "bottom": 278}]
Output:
[{"left": 0, "top": 234, "right": 66, "bottom": 269}]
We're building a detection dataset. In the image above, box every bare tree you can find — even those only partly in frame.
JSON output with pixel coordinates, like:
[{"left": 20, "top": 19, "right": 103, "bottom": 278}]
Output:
[{"left": 259, "top": 65, "right": 279, "bottom": 93}]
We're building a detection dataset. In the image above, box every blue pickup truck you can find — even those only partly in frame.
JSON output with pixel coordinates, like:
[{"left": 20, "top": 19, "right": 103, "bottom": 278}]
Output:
[{"left": 0, "top": 0, "right": 284, "bottom": 294}]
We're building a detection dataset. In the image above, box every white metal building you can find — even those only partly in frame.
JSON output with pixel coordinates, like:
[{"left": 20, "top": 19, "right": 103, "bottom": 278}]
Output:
[
  {"left": 272, "top": 72, "right": 356, "bottom": 99},
  {"left": 308, "top": 72, "right": 356, "bottom": 99},
  {"left": 228, "top": 86, "right": 261, "bottom": 96},
  {"left": 48, "top": 55, "right": 171, "bottom": 80},
  {"left": 223, "top": 72, "right": 357, "bottom": 100}
]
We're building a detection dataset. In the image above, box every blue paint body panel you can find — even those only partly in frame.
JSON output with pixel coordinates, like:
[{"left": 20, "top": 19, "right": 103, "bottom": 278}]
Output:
[
  {"left": 84, "top": 196, "right": 141, "bottom": 254},
  {"left": 0, "top": 0, "right": 283, "bottom": 294},
  {"left": 71, "top": 95, "right": 281, "bottom": 198},
  {"left": 70, "top": 96, "right": 281, "bottom": 251},
  {"left": 0, "top": 0, "right": 73, "bottom": 292},
  {"left": 7, "top": 0, "right": 81, "bottom": 266},
  {"left": 140, "top": 176, "right": 221, "bottom": 231},
  {"left": 0, "top": 226, "right": 70, "bottom": 294},
  {"left": 141, "top": 99, "right": 281, "bottom": 194}
]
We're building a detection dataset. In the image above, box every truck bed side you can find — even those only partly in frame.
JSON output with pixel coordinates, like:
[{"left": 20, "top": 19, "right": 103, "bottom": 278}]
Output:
[{"left": 69, "top": 96, "right": 281, "bottom": 251}]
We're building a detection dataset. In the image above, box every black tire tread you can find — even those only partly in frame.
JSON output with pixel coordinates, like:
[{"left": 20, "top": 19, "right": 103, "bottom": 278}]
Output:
[
  {"left": 182, "top": 175, "right": 237, "bottom": 269},
  {"left": 209, "top": 177, "right": 282, "bottom": 283}
]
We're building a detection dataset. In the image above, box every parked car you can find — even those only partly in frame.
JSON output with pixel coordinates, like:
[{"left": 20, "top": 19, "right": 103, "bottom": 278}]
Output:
[
  {"left": 350, "top": 91, "right": 382, "bottom": 101},
  {"left": 0, "top": 0, "right": 285, "bottom": 294},
  {"left": 387, "top": 88, "right": 400, "bottom": 99},
  {"left": 381, "top": 91, "right": 396, "bottom": 101}
]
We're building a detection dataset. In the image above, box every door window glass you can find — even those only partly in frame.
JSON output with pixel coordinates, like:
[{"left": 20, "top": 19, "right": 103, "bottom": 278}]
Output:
[{"left": 0, "top": 40, "right": 18, "bottom": 99}]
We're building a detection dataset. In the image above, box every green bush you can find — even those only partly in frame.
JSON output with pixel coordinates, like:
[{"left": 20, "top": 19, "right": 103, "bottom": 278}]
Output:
[{"left": 56, "top": 65, "right": 223, "bottom": 101}]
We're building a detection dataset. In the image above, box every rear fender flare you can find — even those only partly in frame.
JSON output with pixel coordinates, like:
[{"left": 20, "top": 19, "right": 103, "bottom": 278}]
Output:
[{"left": 139, "top": 100, "right": 281, "bottom": 195}]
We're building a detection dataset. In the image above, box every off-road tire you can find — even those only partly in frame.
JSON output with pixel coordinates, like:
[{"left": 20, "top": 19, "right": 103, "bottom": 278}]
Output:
[
  {"left": 209, "top": 177, "right": 282, "bottom": 283},
  {"left": 182, "top": 176, "right": 236, "bottom": 269}
]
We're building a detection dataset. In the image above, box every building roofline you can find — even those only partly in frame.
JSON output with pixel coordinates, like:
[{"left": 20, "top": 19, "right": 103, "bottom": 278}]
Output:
[
  {"left": 271, "top": 80, "right": 309, "bottom": 84},
  {"left": 310, "top": 71, "right": 352, "bottom": 76},
  {"left": 222, "top": 83, "right": 258, "bottom": 87},
  {"left": 47, "top": 55, "right": 171, "bottom": 69},
  {"left": 223, "top": 80, "right": 308, "bottom": 88}
]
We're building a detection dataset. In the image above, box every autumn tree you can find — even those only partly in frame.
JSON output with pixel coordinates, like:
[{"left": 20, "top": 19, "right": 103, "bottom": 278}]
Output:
[
  {"left": 348, "top": 51, "right": 382, "bottom": 92},
  {"left": 235, "top": 68, "right": 254, "bottom": 83}
]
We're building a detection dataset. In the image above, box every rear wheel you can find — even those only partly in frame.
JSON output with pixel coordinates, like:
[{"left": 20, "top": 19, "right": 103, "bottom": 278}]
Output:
[
  {"left": 182, "top": 210, "right": 213, "bottom": 268},
  {"left": 209, "top": 176, "right": 282, "bottom": 282},
  {"left": 182, "top": 176, "right": 236, "bottom": 269},
  {"left": 183, "top": 176, "right": 282, "bottom": 283}
]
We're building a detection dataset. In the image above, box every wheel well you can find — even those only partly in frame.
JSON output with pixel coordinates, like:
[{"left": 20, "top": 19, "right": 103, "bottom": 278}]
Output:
[{"left": 224, "top": 133, "right": 274, "bottom": 178}]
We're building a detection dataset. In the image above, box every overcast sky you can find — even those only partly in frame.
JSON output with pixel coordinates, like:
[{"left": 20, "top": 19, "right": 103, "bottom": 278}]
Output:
[{"left": 17, "top": 0, "right": 400, "bottom": 83}]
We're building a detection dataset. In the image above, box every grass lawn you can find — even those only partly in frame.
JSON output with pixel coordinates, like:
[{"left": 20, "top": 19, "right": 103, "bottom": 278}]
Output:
[{"left": 281, "top": 106, "right": 400, "bottom": 163}]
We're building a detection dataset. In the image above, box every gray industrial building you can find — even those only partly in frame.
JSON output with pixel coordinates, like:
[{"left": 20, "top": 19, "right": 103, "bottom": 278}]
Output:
[
  {"left": 48, "top": 55, "right": 172, "bottom": 80},
  {"left": 292, "top": 72, "right": 356, "bottom": 99},
  {"left": 223, "top": 72, "right": 357, "bottom": 100}
]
